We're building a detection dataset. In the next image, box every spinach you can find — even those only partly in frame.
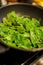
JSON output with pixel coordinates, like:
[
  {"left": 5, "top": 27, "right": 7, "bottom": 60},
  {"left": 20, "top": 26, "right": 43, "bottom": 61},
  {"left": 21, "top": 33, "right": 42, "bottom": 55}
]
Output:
[{"left": 0, "top": 11, "right": 43, "bottom": 49}]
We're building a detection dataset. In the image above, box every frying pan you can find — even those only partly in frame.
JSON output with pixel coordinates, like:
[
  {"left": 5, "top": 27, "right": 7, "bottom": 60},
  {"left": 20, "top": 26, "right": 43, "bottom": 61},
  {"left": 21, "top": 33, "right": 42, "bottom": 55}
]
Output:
[{"left": 0, "top": 3, "right": 43, "bottom": 53}]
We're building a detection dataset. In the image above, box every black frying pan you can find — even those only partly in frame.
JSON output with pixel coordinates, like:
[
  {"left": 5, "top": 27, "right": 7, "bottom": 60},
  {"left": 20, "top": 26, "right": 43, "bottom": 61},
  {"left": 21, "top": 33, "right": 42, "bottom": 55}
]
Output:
[{"left": 0, "top": 3, "right": 43, "bottom": 53}]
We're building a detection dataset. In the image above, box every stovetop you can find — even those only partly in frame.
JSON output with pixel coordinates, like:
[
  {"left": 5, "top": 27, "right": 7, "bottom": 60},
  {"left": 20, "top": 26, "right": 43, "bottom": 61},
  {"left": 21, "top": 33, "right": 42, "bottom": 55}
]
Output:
[{"left": 0, "top": 49, "right": 43, "bottom": 65}]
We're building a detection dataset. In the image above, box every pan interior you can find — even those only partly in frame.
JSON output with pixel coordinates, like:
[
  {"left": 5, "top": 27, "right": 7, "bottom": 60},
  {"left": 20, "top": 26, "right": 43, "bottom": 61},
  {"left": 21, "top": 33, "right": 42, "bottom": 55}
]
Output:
[{"left": 0, "top": 4, "right": 43, "bottom": 25}]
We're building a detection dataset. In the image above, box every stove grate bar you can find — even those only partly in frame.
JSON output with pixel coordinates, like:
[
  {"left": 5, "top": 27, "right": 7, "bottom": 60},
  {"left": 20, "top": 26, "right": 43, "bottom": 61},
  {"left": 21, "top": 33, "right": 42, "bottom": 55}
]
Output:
[{"left": 21, "top": 50, "right": 43, "bottom": 65}]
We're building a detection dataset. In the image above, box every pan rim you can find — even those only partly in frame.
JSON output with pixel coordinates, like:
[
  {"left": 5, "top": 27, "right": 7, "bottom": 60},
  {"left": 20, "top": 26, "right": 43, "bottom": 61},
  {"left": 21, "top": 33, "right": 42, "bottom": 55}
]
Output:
[{"left": 0, "top": 3, "right": 43, "bottom": 10}]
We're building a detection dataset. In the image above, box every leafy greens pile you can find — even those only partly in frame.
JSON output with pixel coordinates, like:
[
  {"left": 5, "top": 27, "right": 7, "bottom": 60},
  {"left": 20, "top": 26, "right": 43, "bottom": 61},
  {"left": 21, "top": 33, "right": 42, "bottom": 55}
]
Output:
[{"left": 0, "top": 11, "right": 43, "bottom": 49}]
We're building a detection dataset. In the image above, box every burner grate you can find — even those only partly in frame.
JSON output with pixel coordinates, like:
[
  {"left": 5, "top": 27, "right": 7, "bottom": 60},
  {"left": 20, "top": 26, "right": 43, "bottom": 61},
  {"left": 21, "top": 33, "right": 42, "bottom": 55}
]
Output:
[{"left": 21, "top": 50, "right": 43, "bottom": 65}]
